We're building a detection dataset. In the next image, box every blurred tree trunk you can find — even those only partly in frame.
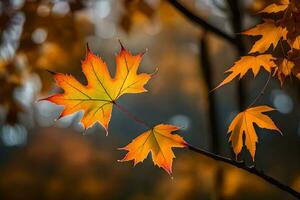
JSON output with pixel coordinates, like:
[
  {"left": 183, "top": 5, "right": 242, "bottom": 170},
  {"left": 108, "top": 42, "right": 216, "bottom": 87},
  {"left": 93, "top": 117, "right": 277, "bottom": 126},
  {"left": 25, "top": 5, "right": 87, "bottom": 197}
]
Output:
[
  {"left": 199, "top": 2, "right": 247, "bottom": 199},
  {"left": 199, "top": 33, "right": 224, "bottom": 200},
  {"left": 226, "top": 0, "right": 247, "bottom": 110}
]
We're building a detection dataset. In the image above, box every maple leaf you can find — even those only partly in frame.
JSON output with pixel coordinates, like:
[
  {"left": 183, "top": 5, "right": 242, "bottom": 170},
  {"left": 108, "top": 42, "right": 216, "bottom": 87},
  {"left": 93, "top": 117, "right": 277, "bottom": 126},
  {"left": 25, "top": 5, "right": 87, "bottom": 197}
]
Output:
[
  {"left": 44, "top": 43, "right": 153, "bottom": 134},
  {"left": 228, "top": 106, "right": 281, "bottom": 160},
  {"left": 119, "top": 124, "right": 187, "bottom": 174},
  {"left": 275, "top": 58, "right": 295, "bottom": 85},
  {"left": 274, "top": 49, "right": 300, "bottom": 85},
  {"left": 215, "top": 55, "right": 276, "bottom": 89},
  {"left": 243, "top": 19, "right": 287, "bottom": 53},
  {"left": 260, "top": 0, "right": 290, "bottom": 13}
]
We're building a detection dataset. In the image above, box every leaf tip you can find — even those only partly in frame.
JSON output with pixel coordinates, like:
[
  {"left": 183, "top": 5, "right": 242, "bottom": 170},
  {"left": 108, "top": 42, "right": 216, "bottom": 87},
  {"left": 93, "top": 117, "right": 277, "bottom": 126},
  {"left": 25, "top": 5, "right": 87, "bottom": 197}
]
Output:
[
  {"left": 36, "top": 97, "right": 47, "bottom": 102},
  {"left": 82, "top": 128, "right": 89, "bottom": 135},
  {"left": 277, "top": 128, "right": 283, "bottom": 136},
  {"left": 150, "top": 67, "right": 159, "bottom": 77},
  {"left": 210, "top": 83, "right": 223, "bottom": 92},
  {"left": 104, "top": 128, "right": 109, "bottom": 136},
  {"left": 86, "top": 43, "right": 91, "bottom": 53},
  {"left": 164, "top": 164, "right": 173, "bottom": 175}
]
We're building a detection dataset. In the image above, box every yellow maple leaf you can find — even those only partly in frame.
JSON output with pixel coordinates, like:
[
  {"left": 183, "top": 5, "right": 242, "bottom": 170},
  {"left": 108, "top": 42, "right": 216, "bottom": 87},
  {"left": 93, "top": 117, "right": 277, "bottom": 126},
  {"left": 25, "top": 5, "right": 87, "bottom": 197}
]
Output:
[
  {"left": 260, "top": 0, "right": 290, "bottom": 13},
  {"left": 228, "top": 106, "right": 281, "bottom": 160},
  {"left": 44, "top": 44, "right": 153, "bottom": 134},
  {"left": 243, "top": 19, "right": 287, "bottom": 53},
  {"left": 119, "top": 124, "right": 187, "bottom": 174},
  {"left": 275, "top": 58, "right": 295, "bottom": 85},
  {"left": 215, "top": 54, "right": 276, "bottom": 89}
]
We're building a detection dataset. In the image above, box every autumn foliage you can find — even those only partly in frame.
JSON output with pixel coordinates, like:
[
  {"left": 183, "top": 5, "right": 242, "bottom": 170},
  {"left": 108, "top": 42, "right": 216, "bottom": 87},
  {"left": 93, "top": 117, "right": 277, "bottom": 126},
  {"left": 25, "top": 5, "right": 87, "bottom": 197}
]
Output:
[
  {"left": 227, "top": 106, "right": 281, "bottom": 159},
  {"left": 45, "top": 44, "right": 152, "bottom": 134},
  {"left": 44, "top": 43, "right": 187, "bottom": 173},
  {"left": 119, "top": 124, "right": 187, "bottom": 174},
  {"left": 42, "top": 0, "right": 300, "bottom": 174},
  {"left": 215, "top": 0, "right": 300, "bottom": 160},
  {"left": 217, "top": 0, "right": 300, "bottom": 88}
]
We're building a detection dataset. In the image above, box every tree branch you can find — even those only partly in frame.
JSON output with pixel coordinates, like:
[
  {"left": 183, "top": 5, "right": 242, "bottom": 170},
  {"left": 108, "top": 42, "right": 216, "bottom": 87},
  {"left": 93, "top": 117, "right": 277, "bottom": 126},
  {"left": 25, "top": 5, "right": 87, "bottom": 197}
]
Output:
[
  {"left": 167, "top": 0, "right": 236, "bottom": 45},
  {"left": 187, "top": 144, "right": 300, "bottom": 199},
  {"left": 200, "top": 33, "right": 224, "bottom": 200},
  {"left": 165, "top": 0, "right": 298, "bottom": 198},
  {"left": 115, "top": 102, "right": 300, "bottom": 199}
]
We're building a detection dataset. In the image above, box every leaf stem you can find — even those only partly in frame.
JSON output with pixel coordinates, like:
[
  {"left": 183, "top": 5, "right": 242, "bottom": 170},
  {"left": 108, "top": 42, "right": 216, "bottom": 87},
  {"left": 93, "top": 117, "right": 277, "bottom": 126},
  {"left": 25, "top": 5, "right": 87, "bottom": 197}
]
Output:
[
  {"left": 280, "top": 39, "right": 288, "bottom": 58},
  {"left": 113, "top": 102, "right": 150, "bottom": 129},
  {"left": 248, "top": 72, "right": 272, "bottom": 108}
]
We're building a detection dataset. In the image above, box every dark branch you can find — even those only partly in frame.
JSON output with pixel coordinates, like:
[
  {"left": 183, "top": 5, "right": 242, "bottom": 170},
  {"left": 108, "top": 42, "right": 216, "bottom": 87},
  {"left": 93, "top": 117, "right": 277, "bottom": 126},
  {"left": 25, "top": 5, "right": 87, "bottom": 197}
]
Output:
[
  {"left": 166, "top": 0, "right": 298, "bottom": 198},
  {"left": 199, "top": 33, "right": 221, "bottom": 153},
  {"left": 115, "top": 101, "right": 300, "bottom": 198},
  {"left": 200, "top": 33, "right": 224, "bottom": 199},
  {"left": 187, "top": 144, "right": 300, "bottom": 199},
  {"left": 167, "top": 0, "right": 236, "bottom": 45}
]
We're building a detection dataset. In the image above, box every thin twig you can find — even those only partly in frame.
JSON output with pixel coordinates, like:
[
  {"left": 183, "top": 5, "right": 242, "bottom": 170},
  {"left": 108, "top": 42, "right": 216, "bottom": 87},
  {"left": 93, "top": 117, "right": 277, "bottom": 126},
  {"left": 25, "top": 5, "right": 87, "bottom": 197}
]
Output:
[
  {"left": 167, "top": 0, "right": 236, "bottom": 45},
  {"left": 248, "top": 72, "right": 272, "bottom": 108},
  {"left": 187, "top": 144, "right": 300, "bottom": 199},
  {"left": 114, "top": 102, "right": 150, "bottom": 129}
]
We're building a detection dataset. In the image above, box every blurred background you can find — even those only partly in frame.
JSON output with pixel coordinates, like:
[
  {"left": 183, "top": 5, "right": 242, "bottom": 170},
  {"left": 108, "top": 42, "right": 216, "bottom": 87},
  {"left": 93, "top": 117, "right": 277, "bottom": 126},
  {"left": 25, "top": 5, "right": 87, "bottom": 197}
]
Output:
[{"left": 0, "top": 0, "right": 299, "bottom": 199}]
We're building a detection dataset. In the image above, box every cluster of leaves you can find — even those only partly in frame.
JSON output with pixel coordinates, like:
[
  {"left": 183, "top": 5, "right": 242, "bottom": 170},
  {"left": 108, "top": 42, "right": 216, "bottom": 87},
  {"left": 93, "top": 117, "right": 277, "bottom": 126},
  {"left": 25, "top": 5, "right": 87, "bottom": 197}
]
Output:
[
  {"left": 217, "top": 0, "right": 300, "bottom": 88},
  {"left": 215, "top": 0, "right": 300, "bottom": 160},
  {"left": 44, "top": 44, "right": 187, "bottom": 174},
  {"left": 43, "top": 0, "right": 299, "bottom": 174}
]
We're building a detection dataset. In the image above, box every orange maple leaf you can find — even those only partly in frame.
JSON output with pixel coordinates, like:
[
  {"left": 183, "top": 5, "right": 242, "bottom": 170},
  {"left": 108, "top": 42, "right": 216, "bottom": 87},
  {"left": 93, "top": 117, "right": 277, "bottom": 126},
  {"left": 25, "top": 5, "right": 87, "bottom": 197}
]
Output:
[
  {"left": 119, "top": 124, "right": 187, "bottom": 174},
  {"left": 215, "top": 54, "right": 276, "bottom": 89},
  {"left": 260, "top": 0, "right": 290, "bottom": 13},
  {"left": 243, "top": 19, "right": 288, "bottom": 53},
  {"left": 44, "top": 44, "right": 153, "bottom": 134},
  {"left": 228, "top": 106, "right": 281, "bottom": 160}
]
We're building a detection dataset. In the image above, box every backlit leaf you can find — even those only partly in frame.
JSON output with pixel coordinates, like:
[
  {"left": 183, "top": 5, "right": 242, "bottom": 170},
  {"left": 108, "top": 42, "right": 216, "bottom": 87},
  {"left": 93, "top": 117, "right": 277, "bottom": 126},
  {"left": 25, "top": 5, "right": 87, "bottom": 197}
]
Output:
[
  {"left": 228, "top": 106, "right": 281, "bottom": 160},
  {"left": 119, "top": 124, "right": 187, "bottom": 174},
  {"left": 275, "top": 58, "right": 295, "bottom": 85},
  {"left": 215, "top": 55, "right": 276, "bottom": 89},
  {"left": 44, "top": 44, "right": 152, "bottom": 134},
  {"left": 243, "top": 19, "right": 287, "bottom": 53},
  {"left": 260, "top": 0, "right": 290, "bottom": 13}
]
